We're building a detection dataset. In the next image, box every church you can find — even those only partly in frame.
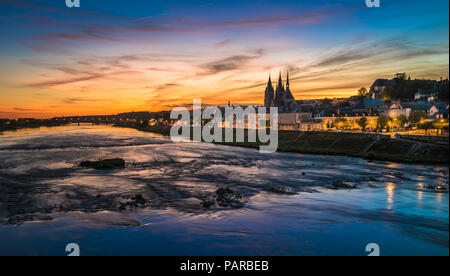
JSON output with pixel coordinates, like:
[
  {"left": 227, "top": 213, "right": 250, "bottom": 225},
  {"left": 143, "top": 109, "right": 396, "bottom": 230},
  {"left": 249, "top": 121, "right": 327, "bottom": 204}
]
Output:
[{"left": 264, "top": 72, "right": 299, "bottom": 113}]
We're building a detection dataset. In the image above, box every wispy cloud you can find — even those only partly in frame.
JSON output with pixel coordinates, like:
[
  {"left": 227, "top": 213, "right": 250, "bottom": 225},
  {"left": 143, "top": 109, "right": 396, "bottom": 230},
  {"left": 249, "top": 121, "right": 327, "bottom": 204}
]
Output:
[
  {"left": 5, "top": 0, "right": 355, "bottom": 54},
  {"left": 201, "top": 48, "right": 265, "bottom": 75},
  {"left": 24, "top": 70, "right": 141, "bottom": 88},
  {"left": 153, "top": 83, "right": 181, "bottom": 91},
  {"left": 212, "top": 38, "right": 232, "bottom": 49},
  {"left": 13, "top": 107, "right": 41, "bottom": 111}
]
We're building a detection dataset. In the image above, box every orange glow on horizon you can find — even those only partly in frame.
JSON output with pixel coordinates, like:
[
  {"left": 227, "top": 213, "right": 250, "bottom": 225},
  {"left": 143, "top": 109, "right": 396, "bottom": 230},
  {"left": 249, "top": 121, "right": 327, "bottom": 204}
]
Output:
[{"left": 0, "top": 86, "right": 362, "bottom": 119}]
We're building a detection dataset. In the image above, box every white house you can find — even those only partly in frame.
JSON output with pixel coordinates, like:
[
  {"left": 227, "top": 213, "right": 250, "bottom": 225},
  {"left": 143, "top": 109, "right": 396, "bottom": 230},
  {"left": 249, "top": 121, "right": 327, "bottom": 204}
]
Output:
[
  {"left": 384, "top": 101, "right": 411, "bottom": 118},
  {"left": 429, "top": 103, "right": 449, "bottom": 117}
]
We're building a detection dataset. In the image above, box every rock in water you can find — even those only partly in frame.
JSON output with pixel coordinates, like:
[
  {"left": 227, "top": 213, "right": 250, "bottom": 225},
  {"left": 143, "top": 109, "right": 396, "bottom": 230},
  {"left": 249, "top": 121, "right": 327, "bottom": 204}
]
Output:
[
  {"left": 332, "top": 181, "right": 357, "bottom": 189},
  {"left": 216, "top": 188, "right": 244, "bottom": 208},
  {"left": 79, "top": 158, "right": 126, "bottom": 170}
]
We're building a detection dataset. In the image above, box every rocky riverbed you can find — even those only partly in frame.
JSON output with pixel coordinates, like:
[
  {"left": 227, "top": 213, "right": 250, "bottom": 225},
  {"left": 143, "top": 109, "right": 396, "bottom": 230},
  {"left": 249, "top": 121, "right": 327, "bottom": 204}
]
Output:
[{"left": 0, "top": 125, "right": 448, "bottom": 255}]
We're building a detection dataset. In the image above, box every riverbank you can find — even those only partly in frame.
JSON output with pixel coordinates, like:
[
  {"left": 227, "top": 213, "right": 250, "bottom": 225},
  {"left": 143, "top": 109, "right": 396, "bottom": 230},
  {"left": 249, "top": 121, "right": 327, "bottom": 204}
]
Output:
[
  {"left": 0, "top": 121, "right": 69, "bottom": 133},
  {"left": 115, "top": 124, "right": 449, "bottom": 164}
]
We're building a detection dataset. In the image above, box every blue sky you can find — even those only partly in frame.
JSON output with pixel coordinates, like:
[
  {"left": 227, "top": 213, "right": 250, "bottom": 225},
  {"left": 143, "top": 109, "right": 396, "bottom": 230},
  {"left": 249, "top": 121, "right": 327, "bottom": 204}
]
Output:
[{"left": 0, "top": 0, "right": 448, "bottom": 118}]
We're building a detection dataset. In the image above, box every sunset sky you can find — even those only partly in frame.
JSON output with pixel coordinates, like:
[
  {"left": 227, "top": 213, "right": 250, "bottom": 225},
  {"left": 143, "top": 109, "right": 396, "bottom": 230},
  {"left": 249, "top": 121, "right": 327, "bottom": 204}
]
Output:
[{"left": 0, "top": 0, "right": 449, "bottom": 118}]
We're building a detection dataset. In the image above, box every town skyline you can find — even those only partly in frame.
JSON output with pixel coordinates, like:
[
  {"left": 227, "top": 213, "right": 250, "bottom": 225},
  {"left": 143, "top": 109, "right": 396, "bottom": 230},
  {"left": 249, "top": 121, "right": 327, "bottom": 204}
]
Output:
[
  {"left": 1, "top": 0, "right": 449, "bottom": 119},
  {"left": 0, "top": 71, "right": 447, "bottom": 119}
]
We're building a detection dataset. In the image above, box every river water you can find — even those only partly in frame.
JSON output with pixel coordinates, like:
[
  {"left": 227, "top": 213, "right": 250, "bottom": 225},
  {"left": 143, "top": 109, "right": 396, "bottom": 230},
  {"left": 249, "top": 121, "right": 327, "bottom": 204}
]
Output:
[{"left": 0, "top": 125, "right": 448, "bottom": 256}]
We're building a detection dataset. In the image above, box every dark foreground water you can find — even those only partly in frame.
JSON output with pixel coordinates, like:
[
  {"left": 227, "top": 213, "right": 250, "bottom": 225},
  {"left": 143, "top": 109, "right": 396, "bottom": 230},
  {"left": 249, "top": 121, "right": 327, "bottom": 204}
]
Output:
[{"left": 0, "top": 125, "right": 448, "bottom": 256}]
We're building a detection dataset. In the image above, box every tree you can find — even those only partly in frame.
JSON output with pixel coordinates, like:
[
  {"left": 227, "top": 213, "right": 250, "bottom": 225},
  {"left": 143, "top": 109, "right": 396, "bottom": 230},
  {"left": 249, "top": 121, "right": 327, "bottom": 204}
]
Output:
[
  {"left": 394, "top": 73, "right": 407, "bottom": 81},
  {"left": 381, "top": 85, "right": 393, "bottom": 100},
  {"left": 358, "top": 87, "right": 368, "bottom": 98},
  {"left": 397, "top": 115, "right": 408, "bottom": 128},
  {"left": 437, "top": 80, "right": 449, "bottom": 101},
  {"left": 383, "top": 73, "right": 434, "bottom": 100},
  {"left": 377, "top": 115, "right": 389, "bottom": 131},
  {"left": 409, "top": 111, "right": 428, "bottom": 125},
  {"left": 335, "top": 117, "right": 348, "bottom": 130},
  {"left": 357, "top": 117, "right": 369, "bottom": 131}
]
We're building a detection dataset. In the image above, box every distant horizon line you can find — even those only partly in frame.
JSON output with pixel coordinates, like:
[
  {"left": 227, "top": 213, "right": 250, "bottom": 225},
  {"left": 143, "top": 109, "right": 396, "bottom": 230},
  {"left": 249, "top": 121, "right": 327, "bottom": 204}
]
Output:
[{"left": 1, "top": 96, "right": 363, "bottom": 120}]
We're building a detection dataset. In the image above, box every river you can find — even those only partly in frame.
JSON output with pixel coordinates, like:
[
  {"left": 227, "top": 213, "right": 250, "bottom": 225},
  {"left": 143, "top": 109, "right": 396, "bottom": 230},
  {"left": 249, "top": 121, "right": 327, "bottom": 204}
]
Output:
[{"left": 0, "top": 125, "right": 448, "bottom": 256}]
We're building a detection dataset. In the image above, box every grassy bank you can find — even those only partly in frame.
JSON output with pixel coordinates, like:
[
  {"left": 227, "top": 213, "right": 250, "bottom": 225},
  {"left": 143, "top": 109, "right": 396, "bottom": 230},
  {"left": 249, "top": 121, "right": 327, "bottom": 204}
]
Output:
[{"left": 117, "top": 124, "right": 449, "bottom": 165}]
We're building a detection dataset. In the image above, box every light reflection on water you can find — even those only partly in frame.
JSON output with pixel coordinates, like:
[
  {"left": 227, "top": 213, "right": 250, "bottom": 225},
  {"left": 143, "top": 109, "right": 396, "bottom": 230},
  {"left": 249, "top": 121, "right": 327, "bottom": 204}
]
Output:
[
  {"left": 436, "top": 193, "right": 443, "bottom": 204},
  {"left": 386, "top": 183, "right": 395, "bottom": 208},
  {"left": 0, "top": 125, "right": 448, "bottom": 256},
  {"left": 418, "top": 191, "right": 423, "bottom": 203}
]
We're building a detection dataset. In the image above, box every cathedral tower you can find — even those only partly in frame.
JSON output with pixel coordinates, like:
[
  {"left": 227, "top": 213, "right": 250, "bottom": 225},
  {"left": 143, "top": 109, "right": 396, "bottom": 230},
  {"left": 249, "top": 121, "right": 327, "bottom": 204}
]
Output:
[
  {"left": 274, "top": 71, "right": 285, "bottom": 108},
  {"left": 265, "top": 71, "right": 299, "bottom": 113},
  {"left": 264, "top": 73, "right": 275, "bottom": 111}
]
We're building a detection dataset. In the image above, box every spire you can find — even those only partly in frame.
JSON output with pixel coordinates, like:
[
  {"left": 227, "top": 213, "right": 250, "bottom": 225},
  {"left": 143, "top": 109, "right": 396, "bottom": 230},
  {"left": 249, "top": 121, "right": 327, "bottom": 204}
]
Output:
[
  {"left": 286, "top": 71, "right": 290, "bottom": 89},
  {"left": 264, "top": 72, "right": 275, "bottom": 111},
  {"left": 278, "top": 71, "right": 283, "bottom": 88}
]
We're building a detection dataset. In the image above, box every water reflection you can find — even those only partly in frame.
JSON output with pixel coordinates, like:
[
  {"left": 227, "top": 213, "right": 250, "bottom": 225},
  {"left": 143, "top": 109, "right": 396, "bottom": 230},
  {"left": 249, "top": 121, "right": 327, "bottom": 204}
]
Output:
[
  {"left": 418, "top": 191, "right": 423, "bottom": 203},
  {"left": 0, "top": 125, "right": 448, "bottom": 255},
  {"left": 386, "top": 182, "right": 395, "bottom": 208},
  {"left": 437, "top": 193, "right": 443, "bottom": 204}
]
